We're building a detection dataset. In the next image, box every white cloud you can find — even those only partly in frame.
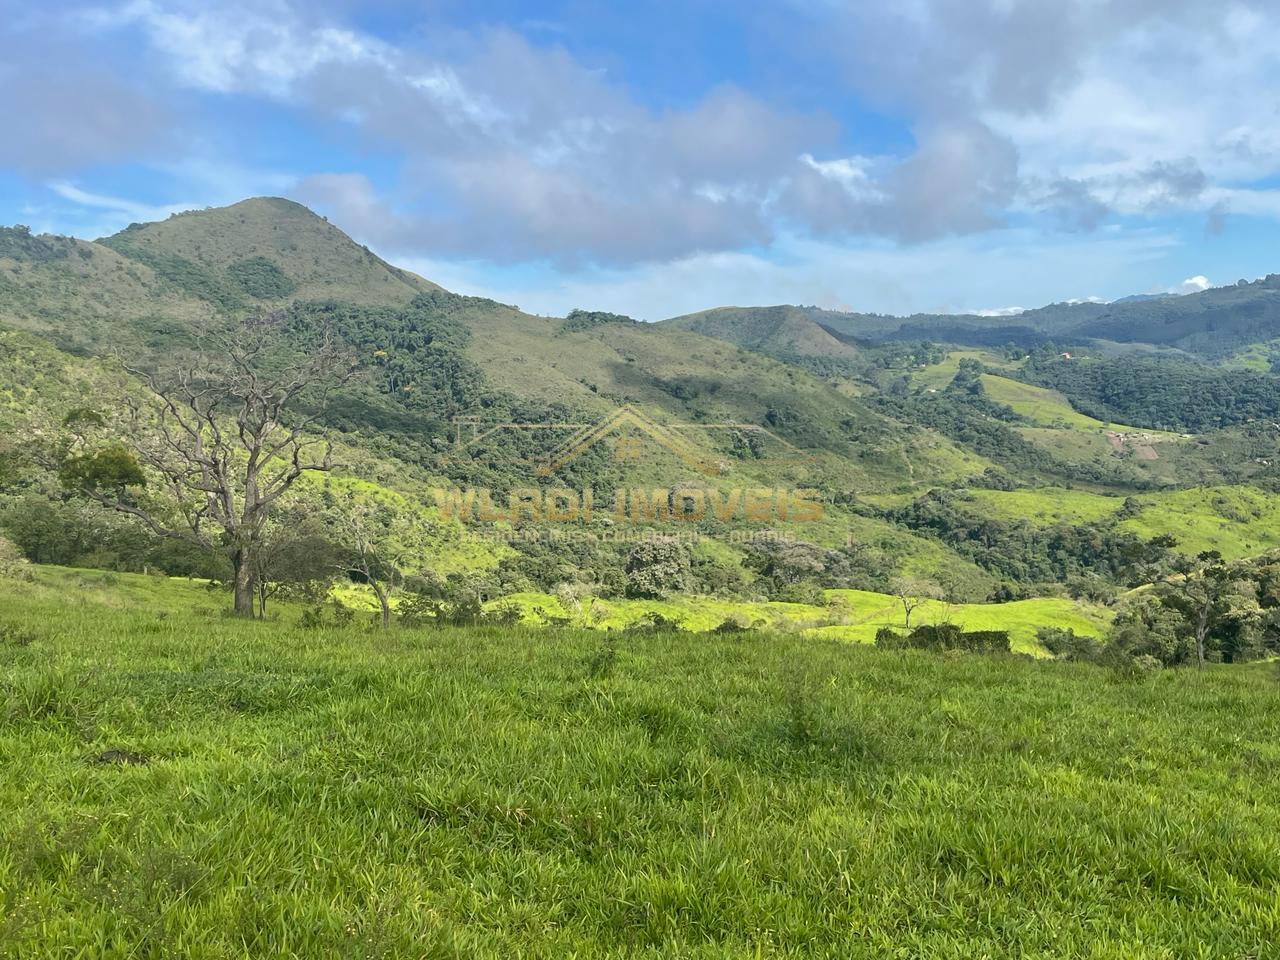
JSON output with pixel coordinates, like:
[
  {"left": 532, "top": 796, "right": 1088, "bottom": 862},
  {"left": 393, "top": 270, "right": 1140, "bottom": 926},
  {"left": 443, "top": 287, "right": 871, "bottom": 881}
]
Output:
[
  {"left": 1176, "top": 275, "right": 1211, "bottom": 294},
  {"left": 84, "top": 0, "right": 1278, "bottom": 269},
  {"left": 45, "top": 181, "right": 195, "bottom": 222},
  {"left": 393, "top": 228, "right": 1183, "bottom": 322},
  {"left": 13, "top": 0, "right": 1280, "bottom": 286}
]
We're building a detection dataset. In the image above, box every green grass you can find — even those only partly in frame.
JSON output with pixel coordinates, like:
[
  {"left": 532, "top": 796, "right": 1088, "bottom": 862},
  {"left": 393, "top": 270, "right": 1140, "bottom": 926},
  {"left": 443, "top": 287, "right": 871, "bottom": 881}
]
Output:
[
  {"left": 811, "top": 592, "right": 1113, "bottom": 653},
  {"left": 910, "top": 350, "right": 1017, "bottom": 391},
  {"left": 3, "top": 568, "right": 1279, "bottom": 957},
  {"left": 1121, "top": 485, "right": 1280, "bottom": 560},
  {"left": 477, "top": 583, "right": 1110, "bottom": 655},
  {"left": 1221, "top": 338, "right": 1280, "bottom": 372},
  {"left": 981, "top": 375, "right": 1127, "bottom": 432},
  {"left": 964, "top": 487, "right": 1127, "bottom": 527}
]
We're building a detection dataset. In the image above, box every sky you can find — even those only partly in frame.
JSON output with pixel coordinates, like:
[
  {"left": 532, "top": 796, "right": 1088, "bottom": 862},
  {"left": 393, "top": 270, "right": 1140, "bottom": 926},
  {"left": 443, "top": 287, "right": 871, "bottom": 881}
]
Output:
[{"left": 2, "top": 0, "right": 1279, "bottom": 320}]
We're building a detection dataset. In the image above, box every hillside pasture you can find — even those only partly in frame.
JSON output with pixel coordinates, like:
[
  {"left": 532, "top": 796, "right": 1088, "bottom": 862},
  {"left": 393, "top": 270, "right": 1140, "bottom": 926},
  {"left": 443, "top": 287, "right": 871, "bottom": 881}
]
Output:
[{"left": 0, "top": 568, "right": 1276, "bottom": 957}]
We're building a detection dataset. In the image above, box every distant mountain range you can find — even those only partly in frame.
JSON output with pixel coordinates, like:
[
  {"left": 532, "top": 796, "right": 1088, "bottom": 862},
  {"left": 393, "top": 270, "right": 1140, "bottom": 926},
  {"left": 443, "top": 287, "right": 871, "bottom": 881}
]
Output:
[{"left": 665, "top": 276, "right": 1280, "bottom": 361}]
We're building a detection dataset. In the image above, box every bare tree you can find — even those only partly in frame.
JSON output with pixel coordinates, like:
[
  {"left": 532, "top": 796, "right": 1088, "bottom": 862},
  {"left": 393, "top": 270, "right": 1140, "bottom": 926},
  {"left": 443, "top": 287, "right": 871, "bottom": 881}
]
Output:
[
  {"left": 889, "top": 575, "right": 944, "bottom": 631},
  {"left": 62, "top": 322, "right": 355, "bottom": 616}
]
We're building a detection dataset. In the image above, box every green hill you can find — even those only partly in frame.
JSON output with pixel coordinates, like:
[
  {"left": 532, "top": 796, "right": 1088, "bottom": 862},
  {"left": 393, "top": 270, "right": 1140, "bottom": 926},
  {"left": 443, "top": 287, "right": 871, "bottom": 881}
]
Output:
[
  {"left": 663, "top": 304, "right": 862, "bottom": 361},
  {"left": 4, "top": 197, "right": 1280, "bottom": 614}
]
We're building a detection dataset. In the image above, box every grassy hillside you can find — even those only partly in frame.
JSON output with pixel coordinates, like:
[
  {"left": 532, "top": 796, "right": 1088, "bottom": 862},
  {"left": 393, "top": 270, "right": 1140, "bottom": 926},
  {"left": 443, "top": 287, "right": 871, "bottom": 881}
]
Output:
[
  {"left": 980, "top": 374, "right": 1131, "bottom": 432},
  {"left": 102, "top": 197, "right": 438, "bottom": 308},
  {"left": 810, "top": 592, "right": 1112, "bottom": 651},
  {"left": 479, "top": 584, "right": 1109, "bottom": 655},
  {"left": 2, "top": 570, "right": 1278, "bottom": 957},
  {"left": 662, "top": 305, "right": 861, "bottom": 361},
  {"left": 0, "top": 226, "right": 215, "bottom": 353},
  {"left": 5, "top": 197, "right": 1280, "bottom": 613},
  {"left": 964, "top": 487, "right": 1127, "bottom": 527},
  {"left": 1121, "top": 485, "right": 1280, "bottom": 559}
]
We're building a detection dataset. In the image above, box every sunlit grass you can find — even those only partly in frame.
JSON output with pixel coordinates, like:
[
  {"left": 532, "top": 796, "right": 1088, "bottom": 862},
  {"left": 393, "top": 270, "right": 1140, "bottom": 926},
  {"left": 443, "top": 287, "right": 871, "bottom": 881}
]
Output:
[{"left": 2, "top": 567, "right": 1278, "bottom": 956}]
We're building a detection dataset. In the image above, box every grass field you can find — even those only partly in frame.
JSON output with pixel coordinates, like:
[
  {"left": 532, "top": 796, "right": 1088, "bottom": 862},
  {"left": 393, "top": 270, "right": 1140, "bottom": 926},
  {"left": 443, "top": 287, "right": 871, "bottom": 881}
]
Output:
[
  {"left": 809, "top": 592, "right": 1113, "bottom": 651},
  {"left": 1122, "top": 485, "right": 1280, "bottom": 560},
  {"left": 964, "top": 488, "right": 1127, "bottom": 527},
  {"left": 479, "top": 584, "right": 1109, "bottom": 655},
  {"left": 2, "top": 569, "right": 1279, "bottom": 957},
  {"left": 981, "top": 375, "right": 1142, "bottom": 433},
  {"left": 910, "top": 350, "right": 1017, "bottom": 391}
]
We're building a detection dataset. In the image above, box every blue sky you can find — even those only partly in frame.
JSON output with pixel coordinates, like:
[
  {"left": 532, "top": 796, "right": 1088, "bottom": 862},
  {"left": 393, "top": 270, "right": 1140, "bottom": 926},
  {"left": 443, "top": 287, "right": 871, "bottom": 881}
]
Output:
[{"left": 3, "top": 1, "right": 1279, "bottom": 319}]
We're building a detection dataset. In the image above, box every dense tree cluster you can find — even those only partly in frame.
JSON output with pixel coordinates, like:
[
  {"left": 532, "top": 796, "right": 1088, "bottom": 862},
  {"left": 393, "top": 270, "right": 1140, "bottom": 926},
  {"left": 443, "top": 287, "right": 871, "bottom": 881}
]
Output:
[{"left": 1020, "top": 356, "right": 1280, "bottom": 432}]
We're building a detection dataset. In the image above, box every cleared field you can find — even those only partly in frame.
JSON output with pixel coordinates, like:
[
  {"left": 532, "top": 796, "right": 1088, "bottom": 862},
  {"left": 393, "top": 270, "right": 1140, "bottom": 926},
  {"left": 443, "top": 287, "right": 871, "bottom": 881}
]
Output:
[
  {"left": 964, "top": 487, "right": 1127, "bottom": 527},
  {"left": 486, "top": 586, "right": 1111, "bottom": 655},
  {"left": 910, "top": 350, "right": 1017, "bottom": 391},
  {"left": 2, "top": 569, "right": 1278, "bottom": 957},
  {"left": 810, "top": 592, "right": 1112, "bottom": 652},
  {"left": 982, "top": 374, "right": 1141, "bottom": 432},
  {"left": 1122, "top": 485, "right": 1280, "bottom": 559}
]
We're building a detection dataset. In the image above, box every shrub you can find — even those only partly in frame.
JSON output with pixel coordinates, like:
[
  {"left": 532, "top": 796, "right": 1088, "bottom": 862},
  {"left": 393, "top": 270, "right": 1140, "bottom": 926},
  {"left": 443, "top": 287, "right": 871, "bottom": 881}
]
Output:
[
  {"left": 875, "top": 626, "right": 907, "bottom": 648},
  {"left": 397, "top": 593, "right": 440, "bottom": 628},
  {"left": 1037, "top": 626, "right": 1103, "bottom": 662},
  {"left": 878, "top": 623, "right": 1011, "bottom": 654},
  {"left": 956, "top": 630, "right": 1013, "bottom": 654},
  {"left": 297, "top": 607, "right": 326, "bottom": 630},
  {"left": 482, "top": 604, "right": 523, "bottom": 627},
  {"left": 0, "top": 535, "right": 33, "bottom": 581},
  {"left": 908, "top": 623, "right": 963, "bottom": 649},
  {"left": 713, "top": 616, "right": 765, "bottom": 634},
  {"left": 624, "top": 611, "right": 686, "bottom": 634}
]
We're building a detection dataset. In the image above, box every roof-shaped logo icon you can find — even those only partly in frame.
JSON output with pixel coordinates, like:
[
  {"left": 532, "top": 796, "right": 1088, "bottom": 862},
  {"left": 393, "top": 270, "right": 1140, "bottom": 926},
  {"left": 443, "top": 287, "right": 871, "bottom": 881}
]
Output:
[{"left": 535, "top": 404, "right": 721, "bottom": 476}]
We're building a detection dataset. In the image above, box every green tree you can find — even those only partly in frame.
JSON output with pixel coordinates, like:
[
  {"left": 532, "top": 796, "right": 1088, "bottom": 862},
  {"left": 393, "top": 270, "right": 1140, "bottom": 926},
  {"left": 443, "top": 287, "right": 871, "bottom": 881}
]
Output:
[
  {"left": 326, "top": 490, "right": 437, "bottom": 629},
  {"left": 624, "top": 538, "right": 693, "bottom": 599},
  {"left": 1157, "top": 552, "right": 1262, "bottom": 668}
]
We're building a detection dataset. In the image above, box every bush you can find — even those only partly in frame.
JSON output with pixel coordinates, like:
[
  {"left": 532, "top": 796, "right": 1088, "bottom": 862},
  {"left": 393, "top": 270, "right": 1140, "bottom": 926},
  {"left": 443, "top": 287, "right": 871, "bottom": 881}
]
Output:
[
  {"left": 624, "top": 611, "right": 686, "bottom": 634},
  {"left": 875, "top": 626, "right": 907, "bottom": 648},
  {"left": 713, "top": 616, "right": 765, "bottom": 634},
  {"left": 877, "top": 623, "right": 1011, "bottom": 654},
  {"left": 331, "top": 601, "right": 355, "bottom": 626},
  {"left": 957, "top": 630, "right": 1013, "bottom": 654},
  {"left": 297, "top": 607, "right": 326, "bottom": 630},
  {"left": 0, "top": 535, "right": 33, "bottom": 581},
  {"left": 397, "top": 593, "right": 441, "bottom": 628},
  {"left": 1037, "top": 626, "right": 1103, "bottom": 662},
  {"left": 482, "top": 604, "right": 523, "bottom": 627}
]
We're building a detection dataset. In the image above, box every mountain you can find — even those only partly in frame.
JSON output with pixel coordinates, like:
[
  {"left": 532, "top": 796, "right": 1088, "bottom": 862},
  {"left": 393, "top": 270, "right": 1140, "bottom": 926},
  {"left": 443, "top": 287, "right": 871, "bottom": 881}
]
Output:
[
  {"left": 0, "top": 197, "right": 436, "bottom": 354},
  {"left": 668, "top": 278, "right": 1280, "bottom": 361},
  {"left": 3, "top": 196, "right": 1280, "bottom": 616},
  {"left": 664, "top": 305, "right": 862, "bottom": 361}
]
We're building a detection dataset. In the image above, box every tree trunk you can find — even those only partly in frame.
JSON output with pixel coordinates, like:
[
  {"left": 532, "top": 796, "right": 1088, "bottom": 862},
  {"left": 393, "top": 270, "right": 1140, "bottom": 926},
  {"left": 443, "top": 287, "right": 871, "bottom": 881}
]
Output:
[
  {"left": 233, "top": 548, "right": 255, "bottom": 617},
  {"left": 374, "top": 583, "right": 391, "bottom": 630},
  {"left": 1195, "top": 607, "right": 1209, "bottom": 670}
]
